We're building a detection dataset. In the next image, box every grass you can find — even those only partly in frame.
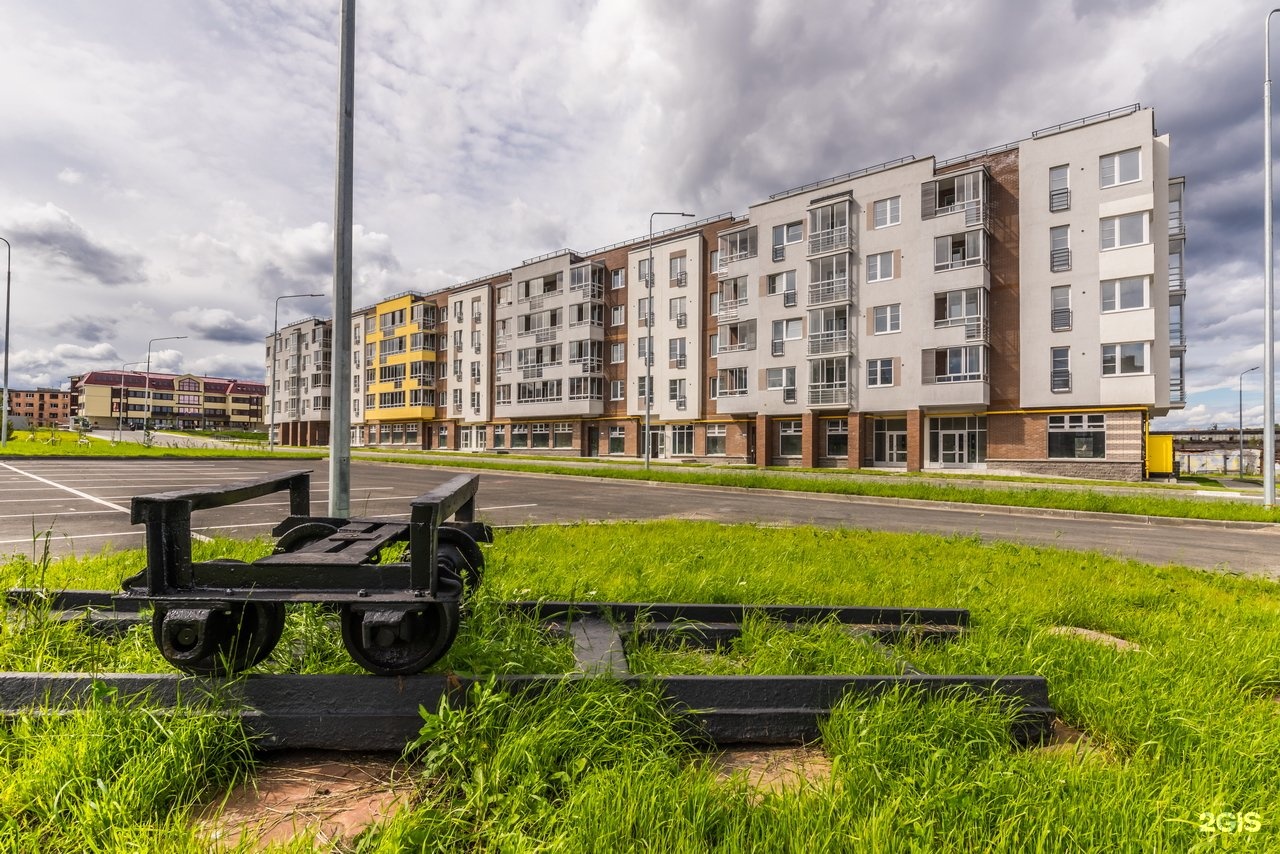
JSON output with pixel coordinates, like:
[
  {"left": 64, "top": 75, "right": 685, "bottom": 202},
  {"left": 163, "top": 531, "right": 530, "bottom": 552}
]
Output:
[
  {"left": 0, "top": 430, "right": 323, "bottom": 459},
  {"left": 1, "top": 523, "right": 1279, "bottom": 850}
]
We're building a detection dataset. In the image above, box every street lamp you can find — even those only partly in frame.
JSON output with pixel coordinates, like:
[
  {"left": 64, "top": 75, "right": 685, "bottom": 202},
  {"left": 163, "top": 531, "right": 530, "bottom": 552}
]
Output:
[
  {"left": 1241, "top": 365, "right": 1260, "bottom": 476},
  {"left": 270, "top": 292, "right": 324, "bottom": 452},
  {"left": 0, "top": 236, "right": 10, "bottom": 449},
  {"left": 145, "top": 335, "right": 187, "bottom": 435},
  {"left": 645, "top": 211, "right": 694, "bottom": 469},
  {"left": 116, "top": 360, "right": 145, "bottom": 442},
  {"left": 1265, "top": 10, "right": 1280, "bottom": 506}
]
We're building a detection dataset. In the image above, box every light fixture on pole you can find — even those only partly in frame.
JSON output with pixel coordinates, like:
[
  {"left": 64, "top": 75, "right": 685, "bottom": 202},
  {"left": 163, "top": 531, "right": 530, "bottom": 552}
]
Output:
[
  {"left": 1265, "top": 9, "right": 1280, "bottom": 506},
  {"left": 0, "top": 236, "right": 10, "bottom": 449},
  {"left": 116, "top": 360, "right": 145, "bottom": 442},
  {"left": 645, "top": 211, "right": 694, "bottom": 469},
  {"left": 145, "top": 335, "right": 187, "bottom": 435},
  {"left": 1241, "top": 366, "right": 1261, "bottom": 476},
  {"left": 270, "top": 292, "right": 324, "bottom": 452}
]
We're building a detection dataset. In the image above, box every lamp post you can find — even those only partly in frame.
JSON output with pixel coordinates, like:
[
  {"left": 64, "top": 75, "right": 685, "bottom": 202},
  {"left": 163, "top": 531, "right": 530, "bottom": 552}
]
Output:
[
  {"left": 0, "top": 236, "right": 10, "bottom": 449},
  {"left": 145, "top": 335, "right": 187, "bottom": 435},
  {"left": 1265, "top": 10, "right": 1280, "bottom": 506},
  {"left": 116, "top": 360, "right": 144, "bottom": 442},
  {"left": 270, "top": 292, "right": 324, "bottom": 452},
  {"left": 1241, "top": 365, "right": 1260, "bottom": 476},
  {"left": 645, "top": 211, "right": 694, "bottom": 469}
]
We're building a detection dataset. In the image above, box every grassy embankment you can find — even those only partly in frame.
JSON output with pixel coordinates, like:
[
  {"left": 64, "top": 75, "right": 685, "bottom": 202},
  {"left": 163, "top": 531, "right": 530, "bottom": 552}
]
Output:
[
  {"left": 0, "top": 430, "right": 322, "bottom": 459},
  {"left": 1, "top": 523, "right": 1278, "bottom": 850}
]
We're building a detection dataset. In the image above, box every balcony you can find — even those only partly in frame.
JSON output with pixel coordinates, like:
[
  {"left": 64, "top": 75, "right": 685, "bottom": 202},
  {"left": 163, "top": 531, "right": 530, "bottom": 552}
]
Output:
[
  {"left": 808, "top": 278, "right": 850, "bottom": 306},
  {"left": 577, "top": 358, "right": 603, "bottom": 374},
  {"left": 535, "top": 328, "right": 559, "bottom": 343},
  {"left": 1049, "top": 188, "right": 1070, "bottom": 212},
  {"left": 717, "top": 386, "right": 748, "bottom": 398},
  {"left": 1051, "top": 369, "right": 1072, "bottom": 393},
  {"left": 1050, "top": 247, "right": 1071, "bottom": 273},
  {"left": 1169, "top": 211, "right": 1185, "bottom": 239},
  {"left": 808, "top": 226, "right": 851, "bottom": 256},
  {"left": 1169, "top": 268, "right": 1185, "bottom": 294},
  {"left": 964, "top": 319, "right": 989, "bottom": 342},
  {"left": 1050, "top": 308, "right": 1072, "bottom": 332},
  {"left": 717, "top": 339, "right": 754, "bottom": 354},
  {"left": 1169, "top": 377, "right": 1186, "bottom": 406},
  {"left": 807, "top": 382, "right": 848, "bottom": 406},
  {"left": 807, "top": 330, "right": 849, "bottom": 356},
  {"left": 1170, "top": 321, "right": 1186, "bottom": 349},
  {"left": 718, "top": 298, "right": 747, "bottom": 321}
]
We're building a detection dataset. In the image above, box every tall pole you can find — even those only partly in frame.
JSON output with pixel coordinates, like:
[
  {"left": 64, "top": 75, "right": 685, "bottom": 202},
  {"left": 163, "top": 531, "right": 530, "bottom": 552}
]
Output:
[
  {"left": 1266, "top": 10, "right": 1279, "bottom": 506},
  {"left": 270, "top": 292, "right": 323, "bottom": 452},
  {"left": 1241, "top": 365, "right": 1260, "bottom": 475},
  {"left": 645, "top": 211, "right": 694, "bottom": 469},
  {"left": 329, "top": 0, "right": 355, "bottom": 517},
  {"left": 116, "top": 360, "right": 144, "bottom": 442},
  {"left": 145, "top": 335, "right": 187, "bottom": 434},
  {"left": 0, "top": 236, "right": 10, "bottom": 449}
]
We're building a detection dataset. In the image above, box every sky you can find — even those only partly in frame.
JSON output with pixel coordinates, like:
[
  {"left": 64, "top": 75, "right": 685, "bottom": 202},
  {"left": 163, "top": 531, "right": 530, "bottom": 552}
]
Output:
[{"left": 0, "top": 0, "right": 1268, "bottom": 429}]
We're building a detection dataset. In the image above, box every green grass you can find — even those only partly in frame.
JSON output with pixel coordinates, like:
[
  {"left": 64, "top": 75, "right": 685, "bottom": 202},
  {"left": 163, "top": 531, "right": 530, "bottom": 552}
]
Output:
[
  {"left": 0, "top": 430, "right": 323, "bottom": 458},
  {"left": 3, "top": 524, "right": 1280, "bottom": 850}
]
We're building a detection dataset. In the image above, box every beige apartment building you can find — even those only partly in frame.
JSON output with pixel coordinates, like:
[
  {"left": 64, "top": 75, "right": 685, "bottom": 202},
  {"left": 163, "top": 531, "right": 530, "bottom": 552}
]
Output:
[
  {"left": 266, "top": 316, "right": 333, "bottom": 446},
  {"left": 275, "top": 105, "right": 1183, "bottom": 480},
  {"left": 72, "top": 371, "right": 266, "bottom": 431}
]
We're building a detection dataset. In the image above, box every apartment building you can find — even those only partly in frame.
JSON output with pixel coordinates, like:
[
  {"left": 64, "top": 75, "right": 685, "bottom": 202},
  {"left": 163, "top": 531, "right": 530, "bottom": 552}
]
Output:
[
  {"left": 72, "top": 371, "right": 266, "bottom": 430},
  {"left": 266, "top": 317, "right": 332, "bottom": 446},
  {"left": 282, "top": 105, "right": 1184, "bottom": 481},
  {"left": 7, "top": 388, "right": 72, "bottom": 428},
  {"left": 350, "top": 290, "right": 445, "bottom": 447}
]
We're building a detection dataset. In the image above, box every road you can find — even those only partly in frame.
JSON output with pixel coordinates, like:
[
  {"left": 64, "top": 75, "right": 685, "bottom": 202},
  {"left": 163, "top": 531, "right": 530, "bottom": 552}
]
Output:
[{"left": 0, "top": 458, "right": 1274, "bottom": 577}]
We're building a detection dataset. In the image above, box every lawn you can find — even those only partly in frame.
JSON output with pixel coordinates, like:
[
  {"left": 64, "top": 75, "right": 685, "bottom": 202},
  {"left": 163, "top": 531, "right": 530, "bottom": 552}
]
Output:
[{"left": 0, "top": 523, "right": 1278, "bottom": 851}]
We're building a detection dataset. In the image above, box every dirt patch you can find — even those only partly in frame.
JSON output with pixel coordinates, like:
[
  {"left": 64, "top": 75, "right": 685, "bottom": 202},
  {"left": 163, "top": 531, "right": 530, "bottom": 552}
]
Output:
[
  {"left": 197, "top": 751, "right": 414, "bottom": 851},
  {"left": 1034, "top": 718, "right": 1113, "bottom": 762},
  {"left": 709, "top": 745, "right": 833, "bottom": 799},
  {"left": 1048, "top": 626, "right": 1140, "bottom": 651}
]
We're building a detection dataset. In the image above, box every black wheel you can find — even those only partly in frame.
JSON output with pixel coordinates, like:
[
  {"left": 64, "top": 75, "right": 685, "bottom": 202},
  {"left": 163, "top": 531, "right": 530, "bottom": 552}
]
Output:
[
  {"left": 274, "top": 522, "right": 339, "bottom": 554},
  {"left": 437, "top": 528, "right": 484, "bottom": 591},
  {"left": 152, "top": 599, "right": 286, "bottom": 676},
  {"left": 339, "top": 601, "right": 460, "bottom": 676}
]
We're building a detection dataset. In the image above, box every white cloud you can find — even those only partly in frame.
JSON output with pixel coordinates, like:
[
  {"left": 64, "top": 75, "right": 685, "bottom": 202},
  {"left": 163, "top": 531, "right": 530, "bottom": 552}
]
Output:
[{"left": 57, "top": 168, "right": 84, "bottom": 185}]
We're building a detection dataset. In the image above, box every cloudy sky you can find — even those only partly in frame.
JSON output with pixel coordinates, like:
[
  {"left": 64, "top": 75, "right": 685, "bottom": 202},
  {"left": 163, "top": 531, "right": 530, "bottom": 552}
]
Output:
[{"left": 0, "top": 0, "right": 1266, "bottom": 428}]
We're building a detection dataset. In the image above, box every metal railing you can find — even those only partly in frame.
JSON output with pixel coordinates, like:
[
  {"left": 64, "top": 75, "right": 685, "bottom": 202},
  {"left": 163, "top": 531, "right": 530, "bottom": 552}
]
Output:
[
  {"left": 1050, "top": 308, "right": 1072, "bottom": 331},
  {"left": 1050, "top": 247, "right": 1071, "bottom": 273},
  {"left": 808, "top": 331, "right": 849, "bottom": 356},
  {"left": 1050, "top": 369, "right": 1072, "bottom": 393},
  {"left": 771, "top": 339, "right": 785, "bottom": 356},
  {"left": 964, "top": 319, "right": 989, "bottom": 342},
  {"left": 1170, "top": 321, "right": 1186, "bottom": 348},
  {"left": 772, "top": 245, "right": 786, "bottom": 262},
  {"left": 783, "top": 290, "right": 798, "bottom": 307},
  {"left": 1049, "top": 188, "right": 1070, "bottom": 212},
  {"left": 676, "top": 313, "right": 688, "bottom": 328},
  {"left": 718, "top": 298, "right": 747, "bottom": 321},
  {"left": 670, "top": 272, "right": 687, "bottom": 288},
  {"left": 1169, "top": 269, "right": 1186, "bottom": 292},
  {"left": 808, "top": 278, "right": 850, "bottom": 305},
  {"left": 808, "top": 226, "right": 851, "bottom": 256},
  {"left": 807, "top": 383, "right": 848, "bottom": 406}
]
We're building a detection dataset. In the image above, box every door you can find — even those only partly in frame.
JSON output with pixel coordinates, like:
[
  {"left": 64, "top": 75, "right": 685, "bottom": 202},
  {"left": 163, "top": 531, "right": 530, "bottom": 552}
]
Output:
[
  {"left": 939, "top": 430, "right": 969, "bottom": 465},
  {"left": 649, "top": 428, "right": 666, "bottom": 460},
  {"left": 585, "top": 426, "right": 599, "bottom": 457}
]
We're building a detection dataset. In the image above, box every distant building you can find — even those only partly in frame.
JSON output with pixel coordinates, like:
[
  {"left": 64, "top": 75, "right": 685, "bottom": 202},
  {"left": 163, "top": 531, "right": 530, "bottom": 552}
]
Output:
[
  {"left": 1154, "top": 428, "right": 1278, "bottom": 476},
  {"left": 265, "top": 317, "right": 332, "bottom": 446},
  {"left": 70, "top": 371, "right": 266, "bottom": 431},
  {"left": 7, "top": 388, "right": 72, "bottom": 428}
]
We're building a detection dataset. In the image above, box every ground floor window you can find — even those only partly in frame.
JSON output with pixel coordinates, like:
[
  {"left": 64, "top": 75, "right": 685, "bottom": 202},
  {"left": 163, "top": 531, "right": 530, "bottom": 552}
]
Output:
[
  {"left": 406, "top": 423, "right": 418, "bottom": 445},
  {"left": 778, "top": 420, "right": 802, "bottom": 457},
  {"left": 705, "top": 424, "right": 727, "bottom": 455},
  {"left": 873, "top": 418, "right": 907, "bottom": 464},
  {"left": 1048, "top": 413, "right": 1105, "bottom": 458},
  {"left": 476, "top": 426, "right": 487, "bottom": 449},
  {"left": 493, "top": 424, "right": 505, "bottom": 448},
  {"left": 460, "top": 427, "right": 472, "bottom": 449},
  {"left": 608, "top": 425, "right": 626, "bottom": 455},
  {"left": 532, "top": 422, "right": 551, "bottom": 448},
  {"left": 438, "top": 425, "right": 448, "bottom": 448},
  {"left": 553, "top": 421, "right": 573, "bottom": 449},
  {"left": 928, "top": 416, "right": 986, "bottom": 465},
  {"left": 825, "top": 420, "right": 848, "bottom": 457},
  {"left": 671, "top": 424, "right": 694, "bottom": 456},
  {"left": 512, "top": 424, "right": 529, "bottom": 448},
  {"left": 380, "top": 424, "right": 392, "bottom": 444}
]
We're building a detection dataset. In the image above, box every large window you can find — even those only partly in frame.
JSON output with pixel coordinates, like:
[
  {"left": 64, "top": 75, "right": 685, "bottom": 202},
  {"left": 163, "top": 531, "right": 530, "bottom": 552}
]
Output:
[
  {"left": 933, "top": 231, "right": 984, "bottom": 271},
  {"left": 777, "top": 420, "right": 802, "bottom": 457},
  {"left": 772, "top": 318, "right": 802, "bottom": 342},
  {"left": 1100, "top": 212, "right": 1148, "bottom": 250},
  {"left": 934, "top": 288, "right": 984, "bottom": 327},
  {"left": 1099, "top": 148, "right": 1140, "bottom": 188},
  {"left": 766, "top": 367, "right": 796, "bottom": 390},
  {"left": 672, "top": 424, "right": 694, "bottom": 456},
  {"left": 825, "top": 420, "right": 848, "bottom": 457},
  {"left": 1100, "top": 276, "right": 1147, "bottom": 312},
  {"left": 1102, "top": 342, "right": 1147, "bottom": 375},
  {"left": 867, "top": 252, "right": 894, "bottom": 282},
  {"left": 928, "top": 346, "right": 985, "bottom": 383},
  {"left": 873, "top": 304, "right": 900, "bottom": 334},
  {"left": 608, "top": 425, "right": 626, "bottom": 455},
  {"left": 873, "top": 418, "right": 907, "bottom": 464},
  {"left": 867, "top": 358, "right": 894, "bottom": 387},
  {"left": 705, "top": 424, "right": 727, "bottom": 456},
  {"left": 1048, "top": 414, "right": 1105, "bottom": 458},
  {"left": 719, "top": 228, "right": 758, "bottom": 263},
  {"left": 873, "top": 196, "right": 901, "bottom": 228}
]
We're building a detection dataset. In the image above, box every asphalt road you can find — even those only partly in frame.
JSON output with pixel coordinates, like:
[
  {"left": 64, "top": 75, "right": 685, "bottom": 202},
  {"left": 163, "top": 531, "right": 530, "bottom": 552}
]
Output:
[{"left": 0, "top": 458, "right": 1275, "bottom": 578}]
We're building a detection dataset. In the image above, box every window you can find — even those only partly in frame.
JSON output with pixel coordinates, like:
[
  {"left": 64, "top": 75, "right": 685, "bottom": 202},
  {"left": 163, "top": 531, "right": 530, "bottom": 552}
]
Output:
[
  {"left": 867, "top": 251, "right": 894, "bottom": 282},
  {"left": 709, "top": 249, "right": 720, "bottom": 272},
  {"left": 1100, "top": 276, "right": 1147, "bottom": 312},
  {"left": 1049, "top": 414, "right": 1105, "bottom": 458},
  {"left": 826, "top": 420, "right": 848, "bottom": 457},
  {"left": 719, "top": 228, "right": 758, "bottom": 263},
  {"left": 705, "top": 424, "right": 727, "bottom": 455},
  {"left": 1049, "top": 164, "right": 1070, "bottom": 211},
  {"left": 778, "top": 420, "right": 802, "bottom": 457},
  {"left": 708, "top": 333, "right": 719, "bottom": 357},
  {"left": 1099, "top": 148, "right": 1140, "bottom": 188},
  {"left": 511, "top": 423, "right": 529, "bottom": 448},
  {"left": 668, "top": 337, "right": 687, "bottom": 367},
  {"left": 873, "top": 304, "right": 901, "bottom": 334},
  {"left": 608, "top": 425, "right": 626, "bottom": 455},
  {"left": 1102, "top": 342, "right": 1147, "bottom": 375},
  {"left": 669, "top": 255, "right": 687, "bottom": 284},
  {"left": 611, "top": 269, "right": 625, "bottom": 289},
  {"left": 934, "top": 231, "right": 984, "bottom": 271},
  {"left": 1050, "top": 286, "right": 1072, "bottom": 331},
  {"left": 867, "top": 358, "right": 894, "bottom": 387},
  {"left": 611, "top": 305, "right": 626, "bottom": 327},
  {"left": 808, "top": 202, "right": 849, "bottom": 253},
  {"left": 1050, "top": 225, "right": 1070, "bottom": 272},
  {"left": 470, "top": 391, "right": 481, "bottom": 410},
  {"left": 771, "top": 318, "right": 802, "bottom": 341},
  {"left": 669, "top": 378, "right": 686, "bottom": 401},
  {"left": 767, "top": 270, "right": 797, "bottom": 295},
  {"left": 638, "top": 335, "right": 653, "bottom": 362},
  {"left": 669, "top": 296, "right": 687, "bottom": 327},
  {"left": 610, "top": 379, "right": 624, "bottom": 400},
  {"left": 709, "top": 291, "right": 720, "bottom": 315},
  {"left": 672, "top": 424, "right": 694, "bottom": 455},
  {"left": 927, "top": 346, "right": 985, "bottom": 383},
  {"left": 1100, "top": 212, "right": 1148, "bottom": 250},
  {"left": 1051, "top": 347, "right": 1071, "bottom": 392},
  {"left": 934, "top": 288, "right": 984, "bottom": 327},
  {"left": 873, "top": 196, "right": 901, "bottom": 228},
  {"left": 610, "top": 342, "right": 625, "bottom": 364},
  {"left": 496, "top": 384, "right": 512, "bottom": 405},
  {"left": 554, "top": 422, "right": 574, "bottom": 449},
  {"left": 771, "top": 222, "right": 802, "bottom": 260},
  {"left": 766, "top": 367, "right": 796, "bottom": 390}
]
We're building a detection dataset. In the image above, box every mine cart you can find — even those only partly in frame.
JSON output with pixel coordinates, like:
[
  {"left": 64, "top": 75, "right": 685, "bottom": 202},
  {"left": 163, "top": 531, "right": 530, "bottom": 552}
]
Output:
[{"left": 120, "top": 470, "right": 489, "bottom": 677}]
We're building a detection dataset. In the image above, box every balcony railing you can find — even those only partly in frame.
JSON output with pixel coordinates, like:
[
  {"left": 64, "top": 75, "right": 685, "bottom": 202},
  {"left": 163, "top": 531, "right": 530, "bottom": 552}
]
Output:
[
  {"left": 964, "top": 319, "right": 989, "bottom": 342},
  {"left": 718, "top": 298, "right": 747, "bottom": 321},
  {"left": 771, "top": 339, "right": 785, "bottom": 356},
  {"left": 934, "top": 254, "right": 985, "bottom": 273},
  {"left": 1051, "top": 308, "right": 1073, "bottom": 331},
  {"left": 783, "top": 290, "right": 798, "bottom": 308},
  {"left": 577, "top": 358, "right": 603, "bottom": 373},
  {"left": 670, "top": 355, "right": 687, "bottom": 369},
  {"left": 676, "top": 313, "right": 688, "bottom": 328},
  {"left": 807, "top": 382, "right": 848, "bottom": 406},
  {"left": 808, "top": 226, "right": 851, "bottom": 256},
  {"left": 1169, "top": 269, "right": 1186, "bottom": 293},
  {"left": 535, "top": 328, "right": 559, "bottom": 343},
  {"left": 1170, "top": 321, "right": 1186, "bottom": 348},
  {"left": 717, "top": 386, "right": 749, "bottom": 397},
  {"left": 1050, "top": 247, "right": 1071, "bottom": 273},
  {"left": 717, "top": 339, "right": 754, "bottom": 354},
  {"left": 783, "top": 387, "right": 797, "bottom": 405},
  {"left": 1051, "top": 368, "right": 1072, "bottom": 393},
  {"left": 1169, "top": 212, "right": 1185, "bottom": 238},
  {"left": 1049, "top": 188, "right": 1070, "bottom": 212},
  {"left": 1169, "top": 377, "right": 1186, "bottom": 405},
  {"left": 772, "top": 245, "right": 785, "bottom": 262},
  {"left": 807, "top": 331, "right": 849, "bottom": 356},
  {"left": 670, "top": 272, "right": 687, "bottom": 288},
  {"left": 808, "top": 278, "right": 850, "bottom": 305}
]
